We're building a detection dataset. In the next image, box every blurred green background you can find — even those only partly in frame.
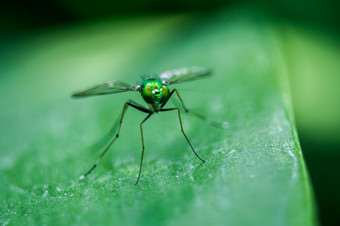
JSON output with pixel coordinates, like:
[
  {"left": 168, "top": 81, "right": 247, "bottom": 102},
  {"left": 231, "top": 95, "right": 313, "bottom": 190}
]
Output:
[{"left": 1, "top": 0, "right": 339, "bottom": 225}]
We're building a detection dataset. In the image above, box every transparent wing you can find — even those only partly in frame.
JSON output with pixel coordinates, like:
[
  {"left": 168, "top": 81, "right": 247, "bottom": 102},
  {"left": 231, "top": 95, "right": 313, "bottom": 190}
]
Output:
[
  {"left": 72, "top": 81, "right": 137, "bottom": 97},
  {"left": 159, "top": 66, "right": 211, "bottom": 85}
]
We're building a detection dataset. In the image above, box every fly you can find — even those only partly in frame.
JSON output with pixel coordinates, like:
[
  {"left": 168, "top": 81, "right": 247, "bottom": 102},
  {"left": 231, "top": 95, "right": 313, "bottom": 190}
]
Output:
[{"left": 72, "top": 66, "right": 216, "bottom": 185}]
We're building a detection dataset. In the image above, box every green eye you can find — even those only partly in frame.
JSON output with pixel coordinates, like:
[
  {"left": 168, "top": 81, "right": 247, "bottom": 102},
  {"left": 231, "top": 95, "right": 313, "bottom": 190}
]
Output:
[
  {"left": 142, "top": 87, "right": 153, "bottom": 103},
  {"left": 143, "top": 87, "right": 152, "bottom": 96},
  {"left": 160, "top": 86, "right": 170, "bottom": 104},
  {"left": 162, "top": 86, "right": 169, "bottom": 96}
]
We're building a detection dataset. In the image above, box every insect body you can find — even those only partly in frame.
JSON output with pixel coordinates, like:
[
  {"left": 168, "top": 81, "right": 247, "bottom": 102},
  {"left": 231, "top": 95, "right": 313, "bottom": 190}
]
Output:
[{"left": 73, "top": 67, "right": 211, "bottom": 185}]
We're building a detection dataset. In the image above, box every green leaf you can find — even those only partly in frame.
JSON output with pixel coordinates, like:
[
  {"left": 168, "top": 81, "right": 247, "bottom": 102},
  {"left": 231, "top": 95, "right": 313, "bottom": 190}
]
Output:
[{"left": 0, "top": 10, "right": 316, "bottom": 225}]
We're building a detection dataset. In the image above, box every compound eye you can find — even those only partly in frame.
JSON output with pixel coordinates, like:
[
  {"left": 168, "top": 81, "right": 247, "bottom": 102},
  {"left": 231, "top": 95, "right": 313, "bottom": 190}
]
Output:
[
  {"left": 162, "top": 86, "right": 169, "bottom": 96},
  {"left": 160, "top": 85, "right": 170, "bottom": 104},
  {"left": 143, "top": 87, "right": 152, "bottom": 97},
  {"left": 142, "top": 86, "right": 154, "bottom": 103}
]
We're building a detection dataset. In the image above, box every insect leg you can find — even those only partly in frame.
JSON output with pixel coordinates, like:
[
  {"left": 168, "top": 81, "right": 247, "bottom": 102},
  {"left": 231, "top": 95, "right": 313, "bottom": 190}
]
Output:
[
  {"left": 163, "top": 89, "right": 225, "bottom": 128},
  {"left": 79, "top": 101, "right": 151, "bottom": 180},
  {"left": 160, "top": 107, "right": 205, "bottom": 163},
  {"left": 135, "top": 113, "right": 152, "bottom": 185}
]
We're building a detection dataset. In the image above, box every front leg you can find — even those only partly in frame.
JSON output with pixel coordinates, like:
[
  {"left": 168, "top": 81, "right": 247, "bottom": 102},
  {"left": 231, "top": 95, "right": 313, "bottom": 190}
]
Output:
[
  {"left": 160, "top": 107, "right": 205, "bottom": 163},
  {"left": 80, "top": 101, "right": 151, "bottom": 180},
  {"left": 135, "top": 113, "right": 153, "bottom": 185}
]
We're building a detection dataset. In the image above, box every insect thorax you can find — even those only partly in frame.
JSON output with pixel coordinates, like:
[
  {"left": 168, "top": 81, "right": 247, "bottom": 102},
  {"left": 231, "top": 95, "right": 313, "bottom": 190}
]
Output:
[{"left": 140, "top": 79, "right": 170, "bottom": 108}]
